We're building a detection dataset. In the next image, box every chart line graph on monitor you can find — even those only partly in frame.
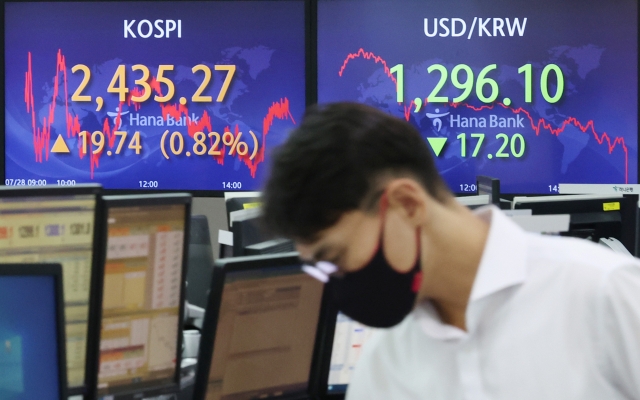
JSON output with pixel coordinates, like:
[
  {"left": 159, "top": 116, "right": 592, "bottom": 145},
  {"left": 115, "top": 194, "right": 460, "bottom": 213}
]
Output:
[
  {"left": 338, "top": 48, "right": 629, "bottom": 184},
  {"left": 23, "top": 49, "right": 296, "bottom": 179}
]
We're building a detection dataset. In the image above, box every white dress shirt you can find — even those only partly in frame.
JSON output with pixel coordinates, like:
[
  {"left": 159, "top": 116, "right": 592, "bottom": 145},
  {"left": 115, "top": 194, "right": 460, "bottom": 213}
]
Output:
[{"left": 346, "top": 206, "right": 640, "bottom": 400}]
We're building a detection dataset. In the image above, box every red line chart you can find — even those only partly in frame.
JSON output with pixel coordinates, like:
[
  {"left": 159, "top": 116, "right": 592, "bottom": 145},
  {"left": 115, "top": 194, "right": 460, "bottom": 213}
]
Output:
[
  {"left": 23, "top": 49, "right": 295, "bottom": 178},
  {"left": 339, "top": 49, "right": 629, "bottom": 183},
  {"left": 339, "top": 48, "right": 397, "bottom": 85}
]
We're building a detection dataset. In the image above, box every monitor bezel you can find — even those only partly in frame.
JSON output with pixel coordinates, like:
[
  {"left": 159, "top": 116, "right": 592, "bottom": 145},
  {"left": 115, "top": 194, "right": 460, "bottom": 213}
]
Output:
[
  {"left": 0, "top": 263, "right": 69, "bottom": 400},
  {"left": 192, "top": 252, "right": 328, "bottom": 400},
  {"left": 0, "top": 184, "right": 104, "bottom": 397},
  {"left": 225, "top": 196, "right": 262, "bottom": 229},
  {"left": 313, "top": 280, "right": 350, "bottom": 400},
  {"left": 186, "top": 214, "right": 215, "bottom": 309},
  {"left": 476, "top": 176, "right": 501, "bottom": 206},
  {"left": 97, "top": 193, "right": 192, "bottom": 399},
  {"left": 1, "top": 0, "right": 312, "bottom": 197}
]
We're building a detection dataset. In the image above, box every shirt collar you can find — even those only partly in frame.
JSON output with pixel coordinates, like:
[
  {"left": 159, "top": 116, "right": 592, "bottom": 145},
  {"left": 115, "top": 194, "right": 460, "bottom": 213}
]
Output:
[{"left": 469, "top": 205, "right": 528, "bottom": 302}]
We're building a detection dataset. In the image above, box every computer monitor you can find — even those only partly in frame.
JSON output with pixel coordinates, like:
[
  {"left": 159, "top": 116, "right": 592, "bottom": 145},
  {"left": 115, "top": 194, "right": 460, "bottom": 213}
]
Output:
[
  {"left": 244, "top": 238, "right": 295, "bottom": 256},
  {"left": 224, "top": 193, "right": 262, "bottom": 229},
  {"left": 193, "top": 253, "right": 325, "bottom": 400},
  {"left": 314, "top": 290, "right": 377, "bottom": 400},
  {"left": 0, "top": 263, "right": 67, "bottom": 400},
  {"left": 222, "top": 193, "right": 263, "bottom": 257},
  {"left": 227, "top": 207, "right": 295, "bottom": 257},
  {"left": 455, "top": 194, "right": 491, "bottom": 209},
  {"left": 186, "top": 215, "right": 215, "bottom": 309},
  {"left": 513, "top": 194, "right": 638, "bottom": 254},
  {"left": 230, "top": 208, "right": 276, "bottom": 257},
  {"left": 476, "top": 176, "right": 500, "bottom": 206},
  {"left": 325, "top": 313, "right": 376, "bottom": 397},
  {"left": 0, "top": 185, "right": 103, "bottom": 396},
  {"left": 97, "top": 194, "right": 191, "bottom": 399}
]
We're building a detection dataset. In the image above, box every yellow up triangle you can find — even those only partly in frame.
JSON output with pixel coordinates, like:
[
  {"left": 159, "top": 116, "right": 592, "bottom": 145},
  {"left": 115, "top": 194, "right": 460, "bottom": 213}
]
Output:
[
  {"left": 51, "top": 134, "right": 70, "bottom": 154},
  {"left": 427, "top": 137, "right": 447, "bottom": 157}
]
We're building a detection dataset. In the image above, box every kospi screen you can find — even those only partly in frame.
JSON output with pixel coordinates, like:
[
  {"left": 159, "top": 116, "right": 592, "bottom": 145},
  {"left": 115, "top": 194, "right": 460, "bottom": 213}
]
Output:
[
  {"left": 5, "top": 1, "right": 305, "bottom": 191},
  {"left": 317, "top": 0, "right": 638, "bottom": 194}
]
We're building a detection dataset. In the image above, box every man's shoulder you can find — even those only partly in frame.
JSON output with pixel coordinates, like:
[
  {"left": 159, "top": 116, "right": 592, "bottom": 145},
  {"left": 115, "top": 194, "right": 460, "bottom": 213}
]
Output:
[
  {"left": 526, "top": 233, "right": 640, "bottom": 276},
  {"left": 515, "top": 233, "right": 640, "bottom": 309}
]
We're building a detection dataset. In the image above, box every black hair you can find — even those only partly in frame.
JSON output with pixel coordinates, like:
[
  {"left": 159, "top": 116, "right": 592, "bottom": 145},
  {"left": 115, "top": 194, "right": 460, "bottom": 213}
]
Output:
[{"left": 263, "top": 102, "right": 451, "bottom": 242}]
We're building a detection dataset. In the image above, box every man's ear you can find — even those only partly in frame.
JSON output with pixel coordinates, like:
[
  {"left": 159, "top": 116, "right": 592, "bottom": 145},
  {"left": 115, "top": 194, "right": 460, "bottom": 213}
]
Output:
[
  {"left": 385, "top": 178, "right": 427, "bottom": 226},
  {"left": 381, "top": 179, "right": 426, "bottom": 273}
]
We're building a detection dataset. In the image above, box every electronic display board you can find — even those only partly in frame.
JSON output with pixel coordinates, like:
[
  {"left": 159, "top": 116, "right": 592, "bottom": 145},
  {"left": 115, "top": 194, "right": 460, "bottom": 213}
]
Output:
[
  {"left": 318, "top": 0, "right": 638, "bottom": 193},
  {"left": 5, "top": 1, "right": 305, "bottom": 192}
]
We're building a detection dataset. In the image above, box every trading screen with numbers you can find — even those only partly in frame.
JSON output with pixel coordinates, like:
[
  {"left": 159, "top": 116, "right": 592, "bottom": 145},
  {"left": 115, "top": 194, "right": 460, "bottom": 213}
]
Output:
[
  {"left": 318, "top": 0, "right": 638, "bottom": 194},
  {"left": 4, "top": 1, "right": 305, "bottom": 191}
]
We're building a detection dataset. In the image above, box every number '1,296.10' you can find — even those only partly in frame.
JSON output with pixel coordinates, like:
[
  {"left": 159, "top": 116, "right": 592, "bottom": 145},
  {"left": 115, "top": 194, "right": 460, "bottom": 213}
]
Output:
[{"left": 389, "top": 63, "right": 564, "bottom": 105}]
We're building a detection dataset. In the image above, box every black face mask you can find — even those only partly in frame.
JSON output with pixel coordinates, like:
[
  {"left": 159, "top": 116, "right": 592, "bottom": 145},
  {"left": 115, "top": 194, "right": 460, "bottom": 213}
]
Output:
[{"left": 330, "top": 206, "right": 422, "bottom": 328}]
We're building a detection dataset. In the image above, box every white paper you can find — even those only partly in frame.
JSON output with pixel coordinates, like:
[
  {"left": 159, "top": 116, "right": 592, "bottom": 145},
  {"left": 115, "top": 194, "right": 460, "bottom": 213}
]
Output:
[
  {"left": 455, "top": 194, "right": 490, "bottom": 206},
  {"left": 503, "top": 209, "right": 532, "bottom": 217},
  {"left": 229, "top": 207, "right": 262, "bottom": 227},
  {"left": 510, "top": 214, "right": 570, "bottom": 233},
  {"left": 218, "top": 229, "right": 234, "bottom": 246}
]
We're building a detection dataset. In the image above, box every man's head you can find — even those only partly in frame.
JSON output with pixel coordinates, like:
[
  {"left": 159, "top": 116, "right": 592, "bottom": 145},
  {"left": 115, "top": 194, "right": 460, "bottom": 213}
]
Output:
[{"left": 263, "top": 102, "right": 455, "bottom": 271}]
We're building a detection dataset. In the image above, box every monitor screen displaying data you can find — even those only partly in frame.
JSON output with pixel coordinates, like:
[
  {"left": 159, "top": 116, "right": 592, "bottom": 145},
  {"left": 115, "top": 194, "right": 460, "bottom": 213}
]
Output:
[
  {"left": 205, "top": 265, "right": 323, "bottom": 400},
  {"left": 0, "top": 274, "right": 62, "bottom": 400},
  {"left": 98, "top": 203, "right": 186, "bottom": 395},
  {"left": 318, "top": 0, "right": 638, "bottom": 193},
  {"left": 0, "top": 194, "right": 97, "bottom": 388},
  {"left": 327, "top": 313, "right": 376, "bottom": 394},
  {"left": 4, "top": 1, "right": 305, "bottom": 191}
]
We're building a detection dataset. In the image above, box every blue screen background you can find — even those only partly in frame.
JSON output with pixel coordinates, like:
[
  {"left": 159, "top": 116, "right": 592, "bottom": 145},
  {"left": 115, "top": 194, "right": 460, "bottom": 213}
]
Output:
[
  {"left": 0, "top": 275, "right": 61, "bottom": 399},
  {"left": 5, "top": 1, "right": 306, "bottom": 191},
  {"left": 318, "top": 0, "right": 638, "bottom": 193}
]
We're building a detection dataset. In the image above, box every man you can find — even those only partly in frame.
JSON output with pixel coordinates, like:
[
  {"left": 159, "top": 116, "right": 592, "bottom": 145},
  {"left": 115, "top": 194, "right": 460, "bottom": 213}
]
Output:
[{"left": 262, "top": 102, "right": 640, "bottom": 399}]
